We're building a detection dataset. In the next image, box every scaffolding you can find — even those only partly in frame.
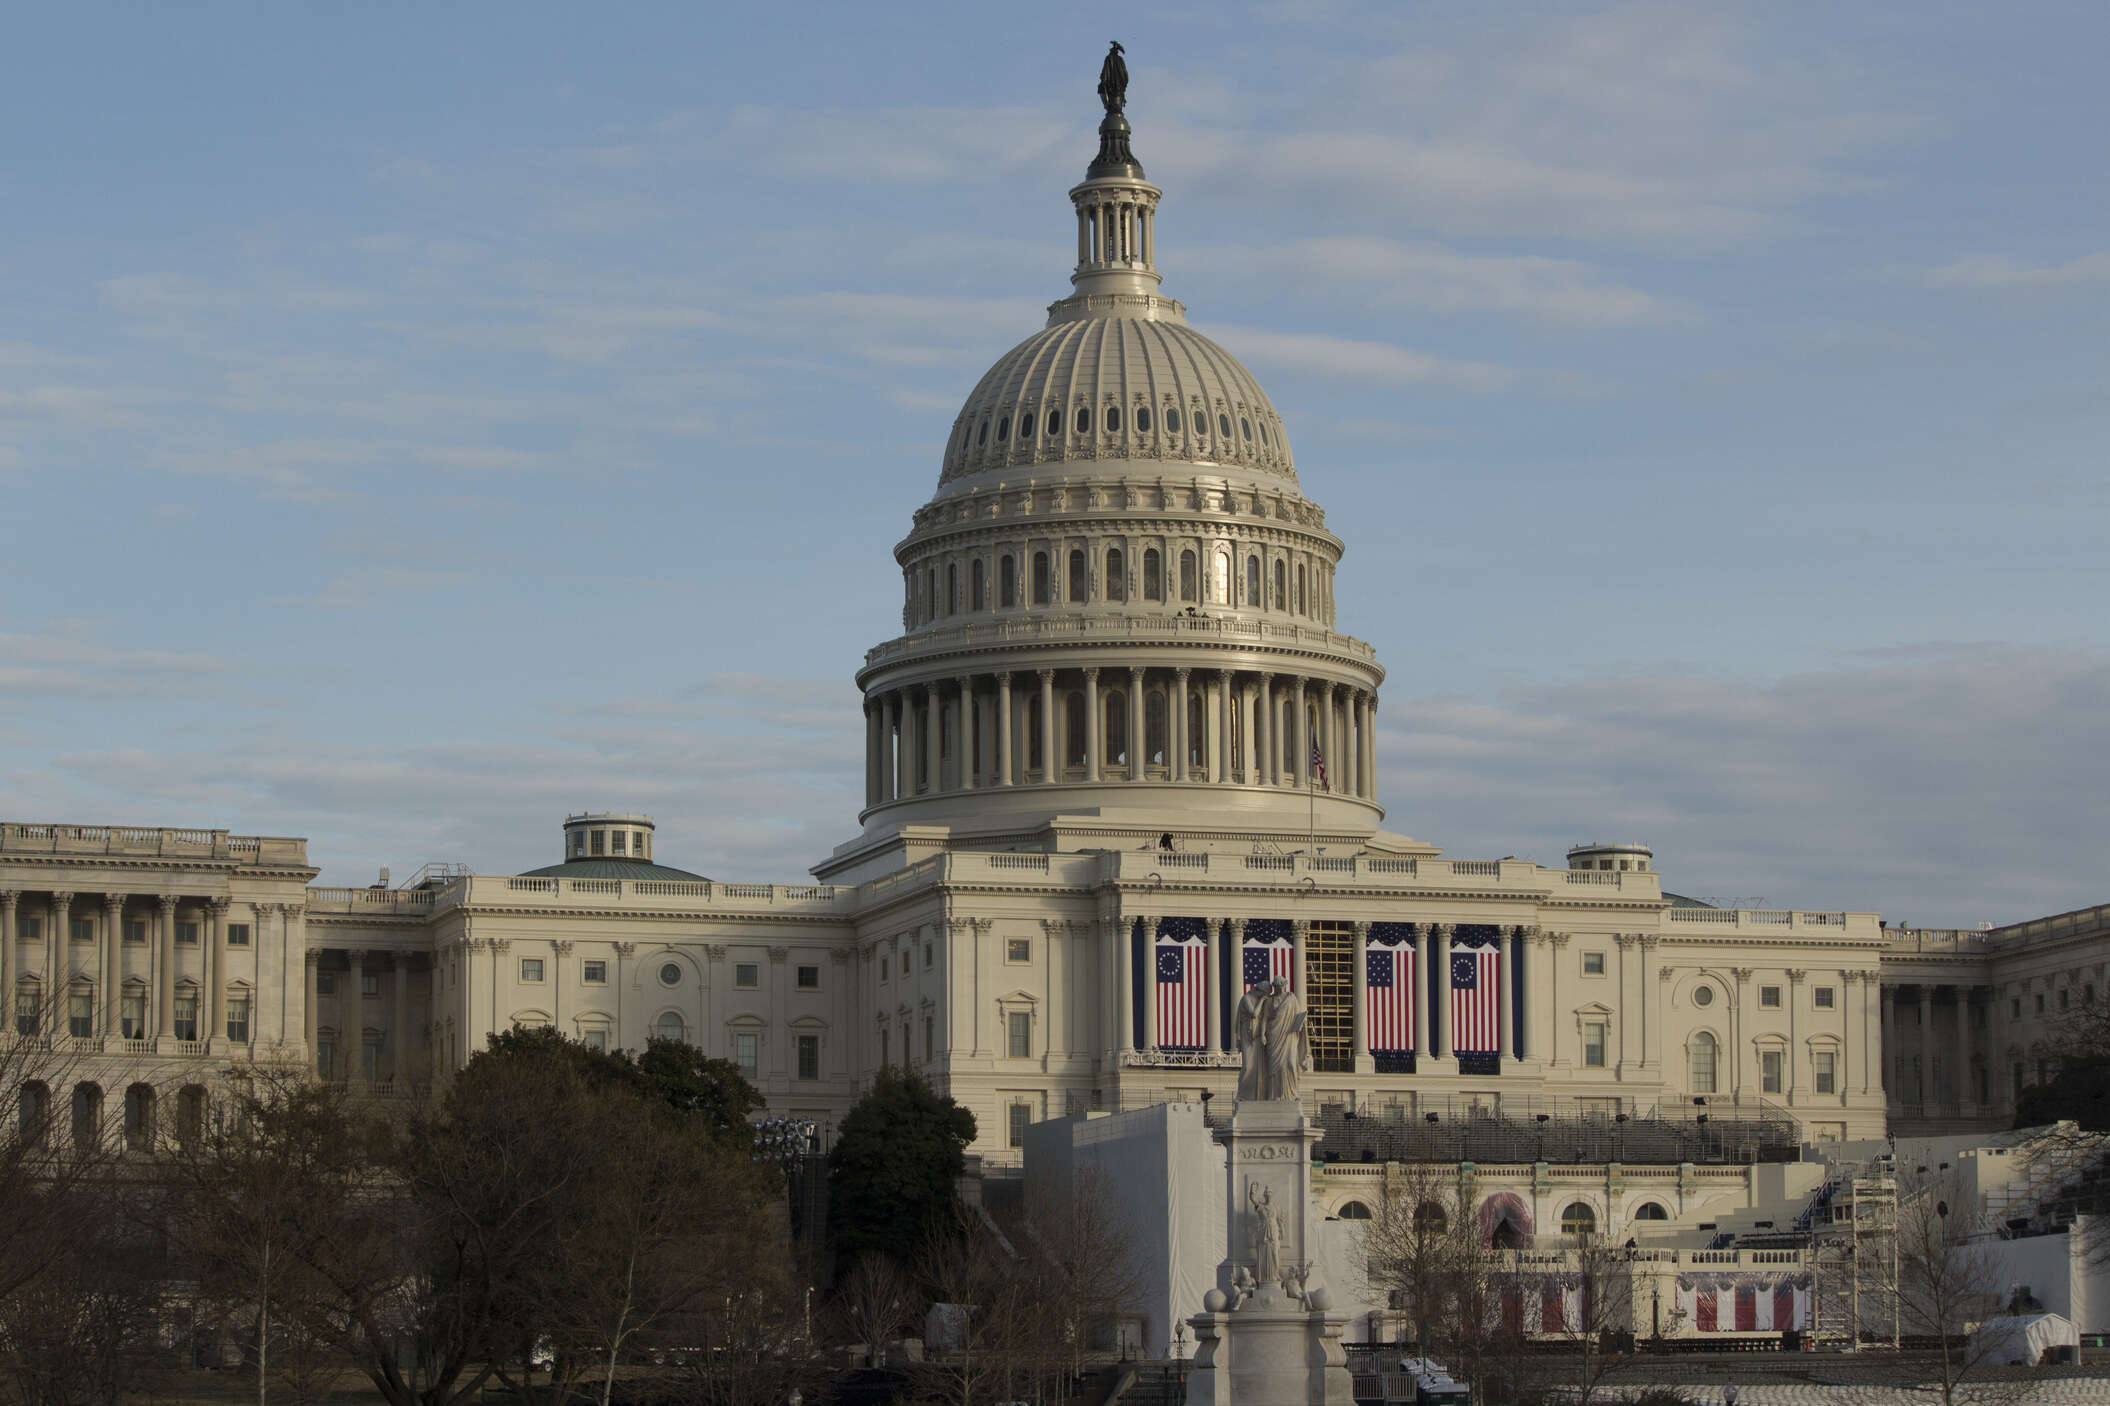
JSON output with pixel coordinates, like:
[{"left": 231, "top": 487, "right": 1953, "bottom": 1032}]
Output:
[{"left": 1811, "top": 1169, "right": 1898, "bottom": 1349}]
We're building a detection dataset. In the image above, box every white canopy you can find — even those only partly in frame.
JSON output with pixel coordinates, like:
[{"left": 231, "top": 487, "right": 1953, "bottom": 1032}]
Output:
[{"left": 1968, "top": 1312, "right": 2077, "bottom": 1365}]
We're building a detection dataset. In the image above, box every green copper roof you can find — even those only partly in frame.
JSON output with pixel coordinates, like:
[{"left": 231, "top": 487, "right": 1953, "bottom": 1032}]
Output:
[
  {"left": 518, "top": 857, "right": 709, "bottom": 882},
  {"left": 1664, "top": 892, "right": 1716, "bottom": 908}
]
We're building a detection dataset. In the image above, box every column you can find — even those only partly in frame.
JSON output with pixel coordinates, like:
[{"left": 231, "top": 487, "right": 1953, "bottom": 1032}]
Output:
[
  {"left": 0, "top": 892, "right": 13, "bottom": 1032},
  {"left": 102, "top": 894, "right": 122, "bottom": 1039},
  {"left": 1496, "top": 928, "right": 1514, "bottom": 1062},
  {"left": 1547, "top": 933, "right": 1569, "bottom": 1067},
  {"left": 48, "top": 892, "right": 70, "bottom": 1007},
  {"left": 304, "top": 949, "right": 321, "bottom": 1069},
  {"left": 1430, "top": 924, "right": 1451, "bottom": 1059},
  {"left": 1352, "top": 921, "right": 1371, "bottom": 1069},
  {"left": 1324, "top": 684, "right": 1341, "bottom": 790},
  {"left": 1730, "top": 968, "right": 1752, "bottom": 1101},
  {"left": 1076, "top": 206, "right": 1089, "bottom": 265},
  {"left": 1204, "top": 920, "right": 1221, "bottom": 1053},
  {"left": 1340, "top": 689, "right": 1358, "bottom": 798},
  {"left": 1141, "top": 918, "right": 1159, "bottom": 1051},
  {"left": 1956, "top": 986, "right": 1976, "bottom": 1112},
  {"left": 957, "top": 676, "right": 977, "bottom": 789},
  {"left": 1613, "top": 934, "right": 1635, "bottom": 1072},
  {"left": 1083, "top": 668, "right": 1101, "bottom": 782},
  {"left": 1038, "top": 669, "right": 1056, "bottom": 783},
  {"left": 1410, "top": 927, "right": 1429, "bottom": 1060},
  {"left": 1171, "top": 669, "right": 1191, "bottom": 781},
  {"left": 883, "top": 693, "right": 901, "bottom": 799},
  {"left": 156, "top": 895, "right": 177, "bottom": 1042},
  {"left": 1291, "top": 920, "right": 1308, "bottom": 997},
  {"left": 865, "top": 702, "right": 881, "bottom": 806},
  {"left": 924, "top": 682, "right": 942, "bottom": 792},
  {"left": 1636, "top": 937, "right": 1657, "bottom": 1068},
  {"left": 1363, "top": 694, "right": 1380, "bottom": 800},
  {"left": 997, "top": 673, "right": 1015, "bottom": 785},
  {"left": 209, "top": 898, "right": 232, "bottom": 1050},
  {"left": 1217, "top": 670, "right": 1234, "bottom": 783},
  {"left": 1256, "top": 675, "right": 1274, "bottom": 785},
  {"left": 1786, "top": 969, "right": 1805, "bottom": 1102},
  {"left": 393, "top": 957, "right": 412, "bottom": 1085},
  {"left": 1292, "top": 680, "right": 1310, "bottom": 787},
  {"left": 1240, "top": 679, "right": 1258, "bottom": 783},
  {"left": 1516, "top": 929, "right": 1536, "bottom": 1061},
  {"left": 1115, "top": 915, "right": 1137, "bottom": 1054},
  {"left": 1915, "top": 986, "right": 1932, "bottom": 1108},
  {"left": 1129, "top": 667, "right": 1146, "bottom": 779},
  {"left": 282, "top": 904, "right": 305, "bottom": 1057}
]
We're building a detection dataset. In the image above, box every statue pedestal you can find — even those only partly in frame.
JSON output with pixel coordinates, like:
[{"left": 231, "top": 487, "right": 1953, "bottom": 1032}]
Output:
[{"left": 1182, "top": 1100, "right": 1355, "bottom": 1406}]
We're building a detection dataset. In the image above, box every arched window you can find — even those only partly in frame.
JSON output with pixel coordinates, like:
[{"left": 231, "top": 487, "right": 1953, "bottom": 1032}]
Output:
[
  {"left": 971, "top": 559, "right": 985, "bottom": 611},
  {"left": 1336, "top": 1201, "right": 1372, "bottom": 1221},
  {"left": 1106, "top": 548, "right": 1125, "bottom": 602},
  {"left": 71, "top": 1082, "right": 103, "bottom": 1151},
  {"left": 1136, "top": 407, "right": 1152, "bottom": 432},
  {"left": 1067, "top": 549, "right": 1087, "bottom": 603},
  {"left": 926, "top": 567, "right": 937, "bottom": 622},
  {"left": 1273, "top": 560, "right": 1286, "bottom": 610},
  {"left": 1691, "top": 1032, "right": 1718, "bottom": 1094},
  {"left": 1633, "top": 1202, "right": 1669, "bottom": 1221},
  {"left": 1213, "top": 550, "right": 1231, "bottom": 605},
  {"left": 177, "top": 1086, "right": 206, "bottom": 1147},
  {"left": 1032, "top": 552, "right": 1052, "bottom": 605},
  {"left": 947, "top": 563, "right": 958, "bottom": 615},
  {"left": 13, "top": 977, "right": 40, "bottom": 1037},
  {"left": 1296, "top": 563, "right": 1308, "bottom": 615},
  {"left": 124, "top": 1083, "right": 155, "bottom": 1152},
  {"left": 1145, "top": 691, "right": 1168, "bottom": 766},
  {"left": 1241, "top": 416, "right": 1253, "bottom": 440},
  {"left": 977, "top": 420, "right": 989, "bottom": 445},
  {"left": 1106, "top": 406, "right": 1121, "bottom": 432},
  {"left": 1020, "top": 411, "right": 1035, "bottom": 438},
  {"left": 1027, "top": 693, "right": 1044, "bottom": 773},
  {"left": 1065, "top": 691, "right": 1086, "bottom": 767},
  {"left": 655, "top": 1012, "right": 687, "bottom": 1042},
  {"left": 1245, "top": 555, "right": 1260, "bottom": 606},
  {"left": 1047, "top": 409, "right": 1062, "bottom": 436},
  {"left": 1218, "top": 413, "right": 1232, "bottom": 438},
  {"left": 1414, "top": 1201, "right": 1449, "bottom": 1234},
  {"left": 1076, "top": 407, "right": 1091, "bottom": 434},
  {"left": 1260, "top": 420, "right": 1271, "bottom": 445},
  {"left": 1188, "top": 691, "right": 1206, "bottom": 769},
  {"left": 1166, "top": 408, "right": 1182, "bottom": 433},
  {"left": 1000, "top": 555, "right": 1017, "bottom": 607},
  {"left": 1143, "top": 549, "right": 1162, "bottom": 600},
  {"left": 1105, "top": 691, "right": 1128, "bottom": 768},
  {"left": 1560, "top": 1203, "right": 1597, "bottom": 1237},
  {"left": 17, "top": 1081, "right": 49, "bottom": 1148},
  {"left": 1179, "top": 550, "right": 1198, "bottom": 602},
  {"left": 996, "top": 415, "right": 1009, "bottom": 441}
]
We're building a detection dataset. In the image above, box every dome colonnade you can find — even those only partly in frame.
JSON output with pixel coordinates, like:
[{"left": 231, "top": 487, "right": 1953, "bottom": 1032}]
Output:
[{"left": 854, "top": 72, "right": 1382, "bottom": 832}]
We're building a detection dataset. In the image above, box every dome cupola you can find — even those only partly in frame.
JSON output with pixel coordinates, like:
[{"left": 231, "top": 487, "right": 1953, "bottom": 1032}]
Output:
[{"left": 852, "top": 46, "right": 1386, "bottom": 842}]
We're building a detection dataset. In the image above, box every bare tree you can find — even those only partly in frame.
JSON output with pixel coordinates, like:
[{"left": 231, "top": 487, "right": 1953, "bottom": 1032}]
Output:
[
  {"left": 1359, "top": 1162, "right": 1464, "bottom": 1357},
  {"left": 913, "top": 1209, "right": 1039, "bottom": 1406},
  {"left": 1516, "top": 1233, "right": 1631, "bottom": 1406},
  {"left": 1894, "top": 1174, "right": 2039, "bottom": 1406},
  {"left": 834, "top": 1254, "right": 914, "bottom": 1366},
  {"left": 1020, "top": 1167, "right": 1142, "bottom": 1381}
]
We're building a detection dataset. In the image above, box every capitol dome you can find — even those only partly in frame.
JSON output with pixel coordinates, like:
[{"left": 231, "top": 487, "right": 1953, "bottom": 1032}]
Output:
[{"left": 848, "top": 57, "right": 1385, "bottom": 842}]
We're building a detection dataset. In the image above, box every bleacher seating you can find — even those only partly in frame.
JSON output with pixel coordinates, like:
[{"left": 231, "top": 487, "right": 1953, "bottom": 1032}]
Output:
[{"left": 1292, "top": 1107, "right": 1801, "bottom": 1167}]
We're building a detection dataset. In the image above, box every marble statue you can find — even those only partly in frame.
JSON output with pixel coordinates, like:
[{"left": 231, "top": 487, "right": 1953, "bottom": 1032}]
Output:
[
  {"left": 1234, "top": 977, "right": 1310, "bottom": 1102},
  {"left": 1249, "top": 1182, "right": 1284, "bottom": 1285}
]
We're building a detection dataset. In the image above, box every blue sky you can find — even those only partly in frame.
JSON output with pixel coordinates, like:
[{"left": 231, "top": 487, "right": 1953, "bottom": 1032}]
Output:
[{"left": 2, "top": 1, "right": 2105, "bottom": 922}]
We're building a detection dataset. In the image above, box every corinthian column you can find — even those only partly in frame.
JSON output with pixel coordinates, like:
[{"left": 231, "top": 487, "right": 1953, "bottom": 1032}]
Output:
[
  {"left": 1217, "top": 669, "right": 1234, "bottom": 783},
  {"left": 1171, "top": 669, "right": 1191, "bottom": 782},
  {"left": 0, "top": 892, "right": 14, "bottom": 1028},
  {"left": 957, "top": 676, "right": 978, "bottom": 790},
  {"left": 1129, "top": 667, "right": 1146, "bottom": 779},
  {"left": 924, "top": 682, "right": 943, "bottom": 792},
  {"left": 1038, "top": 669, "right": 1056, "bottom": 782},
  {"left": 997, "top": 672, "right": 1015, "bottom": 785},
  {"left": 102, "top": 894, "right": 123, "bottom": 1039},
  {"left": 1083, "top": 668, "right": 1101, "bottom": 782}
]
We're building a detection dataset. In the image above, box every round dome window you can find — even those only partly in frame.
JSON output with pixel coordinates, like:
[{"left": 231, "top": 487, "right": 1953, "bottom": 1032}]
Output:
[
  {"left": 1218, "top": 413, "right": 1232, "bottom": 438},
  {"left": 1692, "top": 984, "right": 1714, "bottom": 1007},
  {"left": 659, "top": 962, "right": 682, "bottom": 987}
]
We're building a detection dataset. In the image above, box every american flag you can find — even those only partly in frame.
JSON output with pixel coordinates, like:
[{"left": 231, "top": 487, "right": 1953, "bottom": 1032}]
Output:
[
  {"left": 1364, "top": 943, "right": 1415, "bottom": 1053},
  {"left": 1449, "top": 946, "right": 1500, "bottom": 1054},
  {"left": 1155, "top": 921, "right": 1209, "bottom": 1049},
  {"left": 1242, "top": 938, "right": 1294, "bottom": 992},
  {"left": 1310, "top": 742, "right": 1328, "bottom": 790}
]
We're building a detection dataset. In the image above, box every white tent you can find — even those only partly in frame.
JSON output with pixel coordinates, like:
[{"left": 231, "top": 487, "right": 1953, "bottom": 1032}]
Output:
[{"left": 1968, "top": 1312, "right": 2078, "bottom": 1366}]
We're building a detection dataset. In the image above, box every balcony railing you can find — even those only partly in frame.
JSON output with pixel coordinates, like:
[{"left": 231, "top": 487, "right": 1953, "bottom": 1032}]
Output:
[
  {"left": 0, "top": 822, "right": 307, "bottom": 866},
  {"left": 863, "top": 612, "right": 1379, "bottom": 667}
]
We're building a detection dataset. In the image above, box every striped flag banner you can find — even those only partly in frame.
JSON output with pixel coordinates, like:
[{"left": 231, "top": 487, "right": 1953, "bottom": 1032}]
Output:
[
  {"left": 1310, "top": 742, "right": 1328, "bottom": 791},
  {"left": 1242, "top": 919, "right": 1294, "bottom": 992},
  {"left": 1155, "top": 918, "right": 1210, "bottom": 1050},
  {"left": 1675, "top": 1275, "right": 1812, "bottom": 1333},
  {"left": 1364, "top": 940, "right": 1415, "bottom": 1053},
  {"left": 1449, "top": 944, "right": 1500, "bottom": 1054}
]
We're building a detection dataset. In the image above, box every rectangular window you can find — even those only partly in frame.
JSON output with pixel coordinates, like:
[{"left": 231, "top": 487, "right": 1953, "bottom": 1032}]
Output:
[
  {"left": 582, "top": 1029, "right": 608, "bottom": 1052},
  {"left": 1759, "top": 986, "right": 1782, "bottom": 1009},
  {"left": 1761, "top": 1049, "right": 1784, "bottom": 1094},
  {"left": 316, "top": 971, "right": 336, "bottom": 996},
  {"left": 316, "top": 1040, "right": 335, "bottom": 1078},
  {"left": 15, "top": 916, "right": 39, "bottom": 942},
  {"left": 1008, "top": 1011, "right": 1031, "bottom": 1059},
  {"left": 2036, "top": 994, "right": 2046, "bottom": 1014},
  {"left": 2061, "top": 989, "right": 2071, "bottom": 1010},
  {"left": 796, "top": 965, "right": 820, "bottom": 990},
  {"left": 227, "top": 997, "right": 251, "bottom": 1044},
  {"left": 583, "top": 960, "right": 607, "bottom": 984},
  {"left": 925, "top": 1016, "right": 934, "bottom": 1063},
  {"left": 2012, "top": 997, "right": 2022, "bottom": 1018},
  {"left": 1008, "top": 1103, "right": 1030, "bottom": 1149},
  {"left": 924, "top": 942, "right": 934, "bottom": 969},
  {"left": 176, "top": 921, "right": 199, "bottom": 946},
  {"left": 227, "top": 923, "right": 250, "bottom": 947},
  {"left": 69, "top": 918, "right": 92, "bottom": 944},
  {"left": 735, "top": 963, "right": 760, "bottom": 989},
  {"left": 174, "top": 994, "right": 199, "bottom": 1042},
  {"left": 68, "top": 992, "right": 92, "bottom": 1039},
  {"left": 519, "top": 958, "right": 544, "bottom": 982},
  {"left": 124, "top": 920, "right": 146, "bottom": 945},
  {"left": 734, "top": 1033, "right": 759, "bottom": 1079},
  {"left": 610, "top": 830, "right": 626, "bottom": 854},
  {"left": 1582, "top": 1020, "right": 1607, "bottom": 1068},
  {"left": 879, "top": 957, "right": 888, "bottom": 982},
  {"left": 1814, "top": 1050, "right": 1836, "bottom": 1095},
  {"left": 14, "top": 993, "right": 37, "bottom": 1037},
  {"left": 1581, "top": 951, "right": 1605, "bottom": 976},
  {"left": 361, "top": 974, "right": 380, "bottom": 997},
  {"left": 796, "top": 1034, "right": 820, "bottom": 1080},
  {"left": 1007, "top": 938, "right": 1032, "bottom": 964},
  {"left": 591, "top": 830, "right": 604, "bottom": 855},
  {"left": 121, "top": 992, "right": 145, "bottom": 1039},
  {"left": 1814, "top": 986, "right": 1835, "bottom": 1009},
  {"left": 361, "top": 1044, "right": 378, "bottom": 1082}
]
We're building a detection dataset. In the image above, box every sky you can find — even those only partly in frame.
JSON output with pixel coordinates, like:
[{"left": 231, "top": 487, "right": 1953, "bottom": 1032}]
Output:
[{"left": 1, "top": 1, "right": 2105, "bottom": 924}]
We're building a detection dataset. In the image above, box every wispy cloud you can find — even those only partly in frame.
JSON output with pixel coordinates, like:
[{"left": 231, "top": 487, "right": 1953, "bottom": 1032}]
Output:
[
  {"left": 1927, "top": 250, "right": 2110, "bottom": 289},
  {"left": 0, "top": 627, "right": 229, "bottom": 698},
  {"left": 1209, "top": 324, "right": 1516, "bottom": 391}
]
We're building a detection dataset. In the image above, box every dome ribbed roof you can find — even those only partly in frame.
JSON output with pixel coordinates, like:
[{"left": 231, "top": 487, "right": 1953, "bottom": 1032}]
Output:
[
  {"left": 519, "top": 857, "right": 708, "bottom": 882},
  {"left": 939, "top": 314, "right": 1295, "bottom": 488}
]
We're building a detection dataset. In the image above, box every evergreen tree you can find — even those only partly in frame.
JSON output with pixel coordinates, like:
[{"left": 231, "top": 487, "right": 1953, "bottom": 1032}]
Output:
[{"left": 827, "top": 1068, "right": 978, "bottom": 1268}]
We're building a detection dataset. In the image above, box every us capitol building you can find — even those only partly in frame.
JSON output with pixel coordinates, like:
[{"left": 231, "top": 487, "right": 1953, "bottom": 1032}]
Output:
[{"left": 5, "top": 72, "right": 2098, "bottom": 1161}]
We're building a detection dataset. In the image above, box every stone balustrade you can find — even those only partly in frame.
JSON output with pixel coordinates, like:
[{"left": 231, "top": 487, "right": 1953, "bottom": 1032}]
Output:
[
  {"left": 0, "top": 823, "right": 308, "bottom": 866},
  {"left": 863, "top": 610, "right": 1378, "bottom": 666}
]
